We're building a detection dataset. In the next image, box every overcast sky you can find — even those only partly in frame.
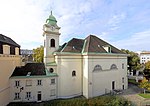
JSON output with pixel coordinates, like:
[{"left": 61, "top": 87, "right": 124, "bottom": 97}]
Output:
[{"left": 0, "top": 0, "right": 150, "bottom": 51}]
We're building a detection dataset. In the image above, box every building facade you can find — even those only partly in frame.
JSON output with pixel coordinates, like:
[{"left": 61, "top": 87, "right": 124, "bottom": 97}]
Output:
[
  {"left": 10, "top": 12, "right": 128, "bottom": 103},
  {"left": 140, "top": 51, "right": 150, "bottom": 64},
  {"left": 0, "top": 34, "right": 21, "bottom": 106},
  {"left": 10, "top": 63, "right": 57, "bottom": 102},
  {"left": 21, "top": 49, "right": 33, "bottom": 64}
]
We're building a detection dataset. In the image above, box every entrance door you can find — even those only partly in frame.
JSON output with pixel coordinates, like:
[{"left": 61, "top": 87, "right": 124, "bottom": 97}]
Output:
[
  {"left": 37, "top": 91, "right": 41, "bottom": 101},
  {"left": 112, "top": 81, "right": 115, "bottom": 90}
]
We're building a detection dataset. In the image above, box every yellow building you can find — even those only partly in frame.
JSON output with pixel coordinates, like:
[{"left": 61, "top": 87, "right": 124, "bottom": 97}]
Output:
[{"left": 0, "top": 34, "right": 21, "bottom": 106}]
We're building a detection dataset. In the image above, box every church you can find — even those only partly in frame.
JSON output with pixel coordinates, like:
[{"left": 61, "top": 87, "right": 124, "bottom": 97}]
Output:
[{"left": 10, "top": 12, "right": 128, "bottom": 102}]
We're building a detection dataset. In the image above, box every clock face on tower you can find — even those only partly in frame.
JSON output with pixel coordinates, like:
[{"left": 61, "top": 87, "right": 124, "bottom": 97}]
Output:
[{"left": 51, "top": 26, "right": 55, "bottom": 31}]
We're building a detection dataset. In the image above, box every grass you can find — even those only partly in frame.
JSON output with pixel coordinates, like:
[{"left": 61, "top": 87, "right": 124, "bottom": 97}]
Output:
[
  {"left": 8, "top": 95, "right": 132, "bottom": 106},
  {"left": 139, "top": 93, "right": 150, "bottom": 98},
  {"left": 128, "top": 79, "right": 139, "bottom": 85}
]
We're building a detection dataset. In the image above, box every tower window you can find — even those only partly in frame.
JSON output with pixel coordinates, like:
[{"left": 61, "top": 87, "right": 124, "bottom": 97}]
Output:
[
  {"left": 50, "top": 39, "right": 55, "bottom": 47},
  {"left": 72, "top": 70, "right": 76, "bottom": 76}
]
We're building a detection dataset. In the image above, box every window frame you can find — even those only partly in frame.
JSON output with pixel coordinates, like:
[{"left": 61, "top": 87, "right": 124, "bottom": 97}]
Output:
[
  {"left": 26, "top": 80, "right": 32, "bottom": 86},
  {"left": 50, "top": 89, "right": 56, "bottom": 96},
  {"left": 49, "top": 68, "right": 54, "bottom": 73},
  {"left": 72, "top": 70, "right": 76, "bottom": 77},
  {"left": 14, "top": 92, "right": 20, "bottom": 100},
  {"left": 15, "top": 80, "right": 20, "bottom": 87},
  {"left": 110, "top": 64, "right": 118, "bottom": 70},
  {"left": 122, "top": 77, "right": 124, "bottom": 83},
  {"left": 37, "top": 80, "right": 42, "bottom": 86},
  {"left": 93, "top": 65, "right": 102, "bottom": 72},
  {"left": 26, "top": 92, "right": 31, "bottom": 99},
  {"left": 50, "top": 39, "right": 55, "bottom": 47},
  {"left": 51, "top": 79, "right": 55, "bottom": 84},
  {"left": 122, "top": 63, "right": 124, "bottom": 69}
]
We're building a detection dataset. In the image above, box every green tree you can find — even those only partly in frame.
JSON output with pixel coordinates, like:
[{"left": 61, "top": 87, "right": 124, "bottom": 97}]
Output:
[
  {"left": 145, "top": 61, "right": 150, "bottom": 70},
  {"left": 121, "top": 49, "right": 141, "bottom": 71},
  {"left": 139, "top": 77, "right": 150, "bottom": 93},
  {"left": 33, "top": 45, "right": 44, "bottom": 63}
]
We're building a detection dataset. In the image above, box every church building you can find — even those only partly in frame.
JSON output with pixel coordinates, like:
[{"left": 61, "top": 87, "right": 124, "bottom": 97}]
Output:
[{"left": 10, "top": 12, "right": 128, "bottom": 102}]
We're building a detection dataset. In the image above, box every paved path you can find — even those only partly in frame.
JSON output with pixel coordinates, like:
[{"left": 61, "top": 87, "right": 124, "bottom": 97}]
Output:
[{"left": 120, "top": 84, "right": 150, "bottom": 106}]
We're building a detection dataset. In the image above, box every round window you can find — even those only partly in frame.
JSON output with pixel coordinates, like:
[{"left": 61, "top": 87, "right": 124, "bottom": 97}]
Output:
[{"left": 49, "top": 68, "right": 54, "bottom": 73}]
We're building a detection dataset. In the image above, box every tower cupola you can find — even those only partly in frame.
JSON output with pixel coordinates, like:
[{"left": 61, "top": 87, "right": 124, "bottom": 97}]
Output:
[{"left": 46, "top": 11, "right": 57, "bottom": 26}]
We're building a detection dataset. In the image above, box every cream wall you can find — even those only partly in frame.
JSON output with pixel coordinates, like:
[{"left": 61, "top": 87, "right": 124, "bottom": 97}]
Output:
[
  {"left": 3, "top": 45, "right": 10, "bottom": 55},
  {"left": 10, "top": 76, "right": 57, "bottom": 102},
  {"left": 0, "top": 55, "right": 21, "bottom": 106},
  {"left": 82, "top": 55, "right": 89, "bottom": 98},
  {"left": 83, "top": 54, "right": 128, "bottom": 98},
  {"left": 56, "top": 54, "right": 82, "bottom": 98}
]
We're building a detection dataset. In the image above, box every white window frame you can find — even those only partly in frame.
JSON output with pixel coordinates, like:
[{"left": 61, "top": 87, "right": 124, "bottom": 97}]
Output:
[
  {"left": 14, "top": 92, "right": 20, "bottom": 100},
  {"left": 26, "top": 92, "right": 31, "bottom": 99},
  {"left": 122, "top": 63, "right": 124, "bottom": 69},
  {"left": 37, "top": 80, "right": 42, "bottom": 86},
  {"left": 51, "top": 79, "right": 55, "bottom": 84},
  {"left": 50, "top": 89, "right": 55, "bottom": 96},
  {"left": 122, "top": 77, "right": 124, "bottom": 83},
  {"left": 26, "top": 80, "right": 32, "bottom": 86},
  {"left": 15, "top": 80, "right": 20, "bottom": 87}
]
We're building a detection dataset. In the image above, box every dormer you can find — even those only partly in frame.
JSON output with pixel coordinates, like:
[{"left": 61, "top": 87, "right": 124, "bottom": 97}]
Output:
[
  {"left": 103, "top": 45, "right": 111, "bottom": 53},
  {"left": 3, "top": 45, "right": 10, "bottom": 55}
]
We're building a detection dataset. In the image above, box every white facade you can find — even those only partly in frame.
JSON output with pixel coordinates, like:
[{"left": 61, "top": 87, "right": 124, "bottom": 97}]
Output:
[
  {"left": 140, "top": 52, "right": 150, "bottom": 64},
  {"left": 10, "top": 76, "right": 57, "bottom": 102}
]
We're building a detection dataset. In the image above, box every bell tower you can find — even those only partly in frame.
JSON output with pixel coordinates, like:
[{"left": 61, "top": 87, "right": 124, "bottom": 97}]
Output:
[{"left": 43, "top": 11, "right": 61, "bottom": 64}]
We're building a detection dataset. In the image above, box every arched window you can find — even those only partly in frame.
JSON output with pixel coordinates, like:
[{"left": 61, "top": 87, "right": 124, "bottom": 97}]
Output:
[
  {"left": 110, "top": 64, "right": 117, "bottom": 70},
  {"left": 50, "top": 39, "right": 55, "bottom": 47},
  {"left": 93, "top": 65, "right": 102, "bottom": 72},
  {"left": 72, "top": 70, "right": 76, "bottom": 76},
  {"left": 49, "top": 68, "right": 54, "bottom": 73}
]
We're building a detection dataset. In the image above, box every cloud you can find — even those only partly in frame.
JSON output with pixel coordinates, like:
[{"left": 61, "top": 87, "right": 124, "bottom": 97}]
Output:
[
  {"left": 108, "top": 13, "right": 126, "bottom": 30},
  {"left": 112, "top": 29, "right": 150, "bottom": 51},
  {"left": 0, "top": 0, "right": 149, "bottom": 51}
]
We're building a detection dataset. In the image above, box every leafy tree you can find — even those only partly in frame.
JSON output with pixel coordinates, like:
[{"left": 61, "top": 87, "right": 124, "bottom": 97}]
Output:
[
  {"left": 145, "top": 61, "right": 150, "bottom": 70},
  {"left": 33, "top": 45, "right": 44, "bottom": 63},
  {"left": 121, "top": 49, "right": 141, "bottom": 71},
  {"left": 139, "top": 77, "right": 150, "bottom": 93}
]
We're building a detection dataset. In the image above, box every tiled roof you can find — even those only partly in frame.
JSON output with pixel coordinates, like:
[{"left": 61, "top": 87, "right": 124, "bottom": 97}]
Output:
[
  {"left": 11, "top": 63, "right": 46, "bottom": 77},
  {"left": 56, "top": 35, "right": 125, "bottom": 54},
  {"left": 0, "top": 34, "right": 20, "bottom": 47}
]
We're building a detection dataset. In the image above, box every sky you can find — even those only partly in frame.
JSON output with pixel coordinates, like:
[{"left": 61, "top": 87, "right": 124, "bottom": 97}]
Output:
[{"left": 0, "top": 0, "right": 150, "bottom": 51}]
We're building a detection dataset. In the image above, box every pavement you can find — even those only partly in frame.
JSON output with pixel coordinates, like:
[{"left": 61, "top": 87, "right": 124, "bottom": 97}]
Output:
[{"left": 120, "top": 84, "right": 150, "bottom": 106}]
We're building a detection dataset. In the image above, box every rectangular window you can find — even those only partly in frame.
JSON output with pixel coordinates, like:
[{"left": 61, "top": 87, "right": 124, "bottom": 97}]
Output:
[
  {"left": 26, "top": 80, "right": 32, "bottom": 86},
  {"left": 122, "top": 63, "right": 124, "bottom": 69},
  {"left": 26, "top": 92, "right": 31, "bottom": 98},
  {"left": 50, "top": 89, "right": 55, "bottom": 96},
  {"left": 15, "top": 81, "right": 20, "bottom": 87},
  {"left": 51, "top": 79, "right": 55, "bottom": 84},
  {"left": 14, "top": 93, "right": 20, "bottom": 100},
  {"left": 112, "top": 81, "right": 115, "bottom": 90},
  {"left": 37, "top": 80, "right": 42, "bottom": 86},
  {"left": 122, "top": 77, "right": 124, "bottom": 83}
]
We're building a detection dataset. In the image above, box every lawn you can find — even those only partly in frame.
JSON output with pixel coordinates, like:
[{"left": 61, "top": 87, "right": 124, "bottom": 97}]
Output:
[
  {"left": 128, "top": 79, "right": 139, "bottom": 85},
  {"left": 8, "top": 95, "right": 132, "bottom": 106},
  {"left": 139, "top": 93, "right": 150, "bottom": 98}
]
